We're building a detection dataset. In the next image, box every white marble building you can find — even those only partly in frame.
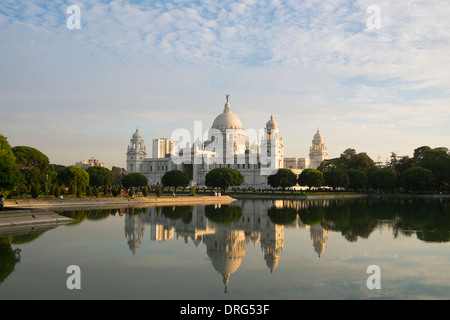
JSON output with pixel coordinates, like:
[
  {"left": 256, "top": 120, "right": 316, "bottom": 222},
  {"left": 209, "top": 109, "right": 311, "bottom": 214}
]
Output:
[{"left": 126, "top": 96, "right": 327, "bottom": 187}]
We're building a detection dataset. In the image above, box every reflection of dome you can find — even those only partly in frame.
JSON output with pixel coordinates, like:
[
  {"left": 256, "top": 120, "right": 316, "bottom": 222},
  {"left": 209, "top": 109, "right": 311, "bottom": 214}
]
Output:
[
  {"left": 204, "top": 230, "right": 247, "bottom": 293},
  {"left": 310, "top": 224, "right": 328, "bottom": 258},
  {"left": 211, "top": 98, "right": 244, "bottom": 131},
  {"left": 266, "top": 115, "right": 278, "bottom": 130},
  {"left": 265, "top": 255, "right": 279, "bottom": 273}
]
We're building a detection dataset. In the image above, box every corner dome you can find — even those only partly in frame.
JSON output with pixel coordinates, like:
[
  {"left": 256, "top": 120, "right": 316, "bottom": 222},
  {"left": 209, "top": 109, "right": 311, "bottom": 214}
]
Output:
[
  {"left": 266, "top": 115, "right": 278, "bottom": 130},
  {"left": 313, "top": 129, "right": 323, "bottom": 141},
  {"left": 211, "top": 95, "right": 244, "bottom": 131},
  {"left": 132, "top": 129, "right": 143, "bottom": 140}
]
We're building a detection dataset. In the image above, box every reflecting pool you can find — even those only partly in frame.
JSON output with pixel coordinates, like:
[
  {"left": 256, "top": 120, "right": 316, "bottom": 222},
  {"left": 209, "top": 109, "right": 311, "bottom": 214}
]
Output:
[{"left": 0, "top": 198, "right": 449, "bottom": 300}]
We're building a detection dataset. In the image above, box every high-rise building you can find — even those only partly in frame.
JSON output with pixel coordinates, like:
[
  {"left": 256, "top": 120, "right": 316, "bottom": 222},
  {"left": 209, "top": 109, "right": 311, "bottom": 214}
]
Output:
[{"left": 152, "top": 138, "right": 175, "bottom": 158}]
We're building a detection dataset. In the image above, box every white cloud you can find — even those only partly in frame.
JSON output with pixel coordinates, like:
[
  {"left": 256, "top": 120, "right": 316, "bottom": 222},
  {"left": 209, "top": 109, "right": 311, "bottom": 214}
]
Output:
[{"left": 0, "top": 0, "right": 449, "bottom": 167}]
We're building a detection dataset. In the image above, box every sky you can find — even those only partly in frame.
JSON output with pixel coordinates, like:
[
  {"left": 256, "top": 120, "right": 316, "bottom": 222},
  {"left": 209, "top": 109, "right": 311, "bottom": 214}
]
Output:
[{"left": 1, "top": 0, "right": 449, "bottom": 169}]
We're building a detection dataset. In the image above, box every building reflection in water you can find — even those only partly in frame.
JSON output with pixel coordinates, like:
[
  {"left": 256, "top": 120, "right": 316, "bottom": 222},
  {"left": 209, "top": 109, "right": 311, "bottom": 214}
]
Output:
[{"left": 124, "top": 200, "right": 329, "bottom": 292}]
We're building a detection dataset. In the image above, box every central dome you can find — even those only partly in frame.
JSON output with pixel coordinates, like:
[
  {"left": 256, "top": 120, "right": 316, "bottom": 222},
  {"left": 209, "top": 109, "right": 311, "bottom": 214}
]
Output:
[{"left": 211, "top": 96, "right": 244, "bottom": 131}]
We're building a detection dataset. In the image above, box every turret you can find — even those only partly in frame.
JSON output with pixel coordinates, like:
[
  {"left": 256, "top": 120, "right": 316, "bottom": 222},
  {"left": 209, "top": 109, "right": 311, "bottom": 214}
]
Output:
[{"left": 126, "top": 129, "right": 147, "bottom": 173}]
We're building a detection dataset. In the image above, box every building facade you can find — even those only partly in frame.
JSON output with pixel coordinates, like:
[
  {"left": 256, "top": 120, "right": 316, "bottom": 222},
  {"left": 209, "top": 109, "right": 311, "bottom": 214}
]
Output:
[
  {"left": 75, "top": 157, "right": 105, "bottom": 169},
  {"left": 152, "top": 138, "right": 175, "bottom": 158},
  {"left": 126, "top": 96, "right": 327, "bottom": 187}
]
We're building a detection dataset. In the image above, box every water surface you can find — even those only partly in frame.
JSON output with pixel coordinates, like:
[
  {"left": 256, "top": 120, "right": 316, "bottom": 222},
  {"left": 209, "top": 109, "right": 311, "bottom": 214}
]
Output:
[{"left": 0, "top": 198, "right": 449, "bottom": 300}]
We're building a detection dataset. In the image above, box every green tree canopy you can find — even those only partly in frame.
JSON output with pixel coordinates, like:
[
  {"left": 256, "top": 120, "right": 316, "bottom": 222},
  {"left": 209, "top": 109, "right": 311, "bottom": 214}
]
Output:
[
  {"left": 161, "top": 170, "right": 189, "bottom": 191},
  {"left": 86, "top": 166, "right": 114, "bottom": 187},
  {"left": 57, "top": 166, "right": 89, "bottom": 195},
  {"left": 298, "top": 169, "right": 324, "bottom": 189},
  {"left": 369, "top": 168, "right": 398, "bottom": 192},
  {"left": 387, "top": 152, "right": 415, "bottom": 176},
  {"left": 0, "top": 134, "right": 24, "bottom": 197},
  {"left": 323, "top": 168, "right": 349, "bottom": 190},
  {"left": 339, "top": 148, "right": 376, "bottom": 174},
  {"left": 204, "top": 205, "right": 243, "bottom": 224},
  {"left": 121, "top": 172, "right": 148, "bottom": 188},
  {"left": 162, "top": 205, "right": 194, "bottom": 220},
  {"left": 299, "top": 205, "right": 324, "bottom": 226},
  {"left": 267, "top": 168, "right": 297, "bottom": 192},
  {"left": 11, "top": 146, "right": 54, "bottom": 195},
  {"left": 111, "top": 166, "right": 126, "bottom": 185},
  {"left": 413, "top": 146, "right": 432, "bottom": 162},
  {"left": 11, "top": 146, "right": 49, "bottom": 171},
  {"left": 317, "top": 158, "right": 342, "bottom": 172},
  {"left": 400, "top": 166, "right": 436, "bottom": 193},
  {"left": 347, "top": 169, "right": 368, "bottom": 192},
  {"left": 205, "top": 167, "right": 243, "bottom": 190},
  {"left": 267, "top": 207, "right": 298, "bottom": 225},
  {"left": 417, "top": 148, "right": 450, "bottom": 191}
]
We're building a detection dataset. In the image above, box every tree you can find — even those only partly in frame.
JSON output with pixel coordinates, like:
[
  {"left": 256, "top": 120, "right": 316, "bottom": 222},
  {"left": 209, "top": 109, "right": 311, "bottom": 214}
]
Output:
[
  {"left": 347, "top": 169, "right": 368, "bottom": 192},
  {"left": 400, "top": 166, "right": 436, "bottom": 193},
  {"left": 369, "top": 168, "right": 397, "bottom": 192},
  {"left": 387, "top": 153, "right": 415, "bottom": 176},
  {"left": 204, "top": 205, "right": 243, "bottom": 224},
  {"left": 317, "top": 158, "right": 343, "bottom": 172},
  {"left": 417, "top": 148, "right": 450, "bottom": 191},
  {"left": 155, "top": 185, "right": 162, "bottom": 197},
  {"left": 339, "top": 148, "right": 376, "bottom": 174},
  {"left": 57, "top": 166, "right": 89, "bottom": 195},
  {"left": 323, "top": 168, "right": 349, "bottom": 190},
  {"left": 0, "top": 134, "right": 24, "bottom": 197},
  {"left": 413, "top": 146, "right": 432, "bottom": 162},
  {"left": 267, "top": 206, "right": 298, "bottom": 225},
  {"left": 205, "top": 167, "right": 243, "bottom": 190},
  {"left": 86, "top": 166, "right": 114, "bottom": 187},
  {"left": 121, "top": 172, "right": 148, "bottom": 188},
  {"left": 111, "top": 166, "right": 126, "bottom": 185},
  {"left": 267, "top": 168, "right": 297, "bottom": 192},
  {"left": 12, "top": 146, "right": 54, "bottom": 195},
  {"left": 161, "top": 170, "right": 189, "bottom": 191},
  {"left": 298, "top": 169, "right": 324, "bottom": 189}
]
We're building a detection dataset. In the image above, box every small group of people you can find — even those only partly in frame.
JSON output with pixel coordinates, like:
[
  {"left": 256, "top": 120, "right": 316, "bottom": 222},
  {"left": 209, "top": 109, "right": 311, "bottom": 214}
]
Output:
[
  {"left": 0, "top": 194, "right": 5, "bottom": 211},
  {"left": 214, "top": 192, "right": 222, "bottom": 196}
]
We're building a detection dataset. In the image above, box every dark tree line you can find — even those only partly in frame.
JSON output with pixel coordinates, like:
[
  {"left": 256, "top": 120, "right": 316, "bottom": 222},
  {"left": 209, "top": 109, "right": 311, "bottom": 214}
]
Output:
[
  {"left": 318, "top": 146, "right": 449, "bottom": 193},
  {"left": 266, "top": 146, "right": 449, "bottom": 194},
  {"left": 0, "top": 133, "right": 134, "bottom": 198}
]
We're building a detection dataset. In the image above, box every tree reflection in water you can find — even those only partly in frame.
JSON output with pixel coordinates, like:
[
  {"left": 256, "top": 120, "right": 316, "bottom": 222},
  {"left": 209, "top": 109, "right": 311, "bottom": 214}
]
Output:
[{"left": 0, "top": 198, "right": 448, "bottom": 296}]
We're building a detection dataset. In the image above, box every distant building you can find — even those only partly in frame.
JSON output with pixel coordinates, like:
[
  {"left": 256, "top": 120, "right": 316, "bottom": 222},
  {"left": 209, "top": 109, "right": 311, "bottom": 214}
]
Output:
[
  {"left": 75, "top": 157, "right": 105, "bottom": 169},
  {"left": 309, "top": 129, "right": 328, "bottom": 169},
  {"left": 283, "top": 129, "right": 328, "bottom": 171},
  {"left": 152, "top": 138, "right": 175, "bottom": 158}
]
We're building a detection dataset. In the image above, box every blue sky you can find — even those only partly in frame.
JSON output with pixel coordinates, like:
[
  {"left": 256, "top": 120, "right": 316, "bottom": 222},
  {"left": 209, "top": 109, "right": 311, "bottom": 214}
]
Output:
[{"left": 1, "top": 0, "right": 449, "bottom": 168}]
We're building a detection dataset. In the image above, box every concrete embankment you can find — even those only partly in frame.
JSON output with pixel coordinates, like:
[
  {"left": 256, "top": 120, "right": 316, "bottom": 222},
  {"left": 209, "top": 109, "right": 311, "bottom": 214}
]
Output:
[
  {"left": 0, "top": 208, "right": 74, "bottom": 237},
  {"left": 0, "top": 196, "right": 236, "bottom": 236},
  {"left": 3, "top": 195, "right": 237, "bottom": 210}
]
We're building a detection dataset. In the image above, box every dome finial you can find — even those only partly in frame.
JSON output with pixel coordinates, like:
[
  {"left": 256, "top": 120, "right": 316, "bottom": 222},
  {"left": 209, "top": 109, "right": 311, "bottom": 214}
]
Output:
[{"left": 224, "top": 94, "right": 231, "bottom": 113}]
